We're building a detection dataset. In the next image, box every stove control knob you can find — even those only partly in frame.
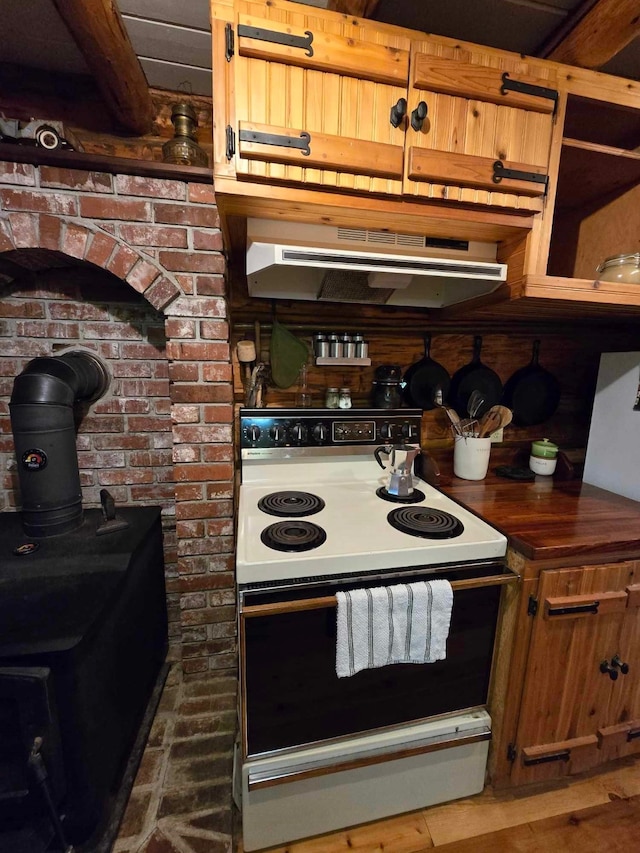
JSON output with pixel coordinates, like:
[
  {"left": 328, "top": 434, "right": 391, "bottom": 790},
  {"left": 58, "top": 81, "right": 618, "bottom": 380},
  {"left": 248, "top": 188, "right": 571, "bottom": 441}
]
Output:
[
  {"left": 269, "top": 424, "right": 285, "bottom": 443},
  {"left": 247, "top": 424, "right": 261, "bottom": 442},
  {"left": 312, "top": 423, "right": 328, "bottom": 443},
  {"left": 402, "top": 423, "right": 418, "bottom": 441},
  {"left": 379, "top": 423, "right": 393, "bottom": 441},
  {"left": 291, "top": 423, "right": 308, "bottom": 443}
]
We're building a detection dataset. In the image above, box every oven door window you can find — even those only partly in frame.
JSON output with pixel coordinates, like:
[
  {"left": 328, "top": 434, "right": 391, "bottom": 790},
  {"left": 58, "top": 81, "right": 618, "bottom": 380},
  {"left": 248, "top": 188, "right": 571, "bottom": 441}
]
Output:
[{"left": 243, "top": 583, "right": 501, "bottom": 757}]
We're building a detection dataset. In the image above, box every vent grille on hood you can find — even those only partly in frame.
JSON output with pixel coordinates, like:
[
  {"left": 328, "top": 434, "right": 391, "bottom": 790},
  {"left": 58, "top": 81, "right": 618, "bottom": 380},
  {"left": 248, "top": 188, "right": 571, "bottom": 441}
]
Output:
[{"left": 281, "top": 249, "right": 503, "bottom": 278}]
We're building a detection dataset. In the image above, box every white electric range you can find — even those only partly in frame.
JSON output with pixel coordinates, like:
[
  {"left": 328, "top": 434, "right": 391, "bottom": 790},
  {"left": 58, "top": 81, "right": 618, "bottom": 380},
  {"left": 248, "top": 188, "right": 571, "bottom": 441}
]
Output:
[{"left": 235, "top": 408, "right": 511, "bottom": 852}]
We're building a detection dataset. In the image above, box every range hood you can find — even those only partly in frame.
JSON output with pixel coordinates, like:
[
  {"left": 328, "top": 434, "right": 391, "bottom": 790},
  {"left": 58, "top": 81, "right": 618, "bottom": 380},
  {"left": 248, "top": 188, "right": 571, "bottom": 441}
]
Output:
[{"left": 246, "top": 219, "right": 507, "bottom": 309}]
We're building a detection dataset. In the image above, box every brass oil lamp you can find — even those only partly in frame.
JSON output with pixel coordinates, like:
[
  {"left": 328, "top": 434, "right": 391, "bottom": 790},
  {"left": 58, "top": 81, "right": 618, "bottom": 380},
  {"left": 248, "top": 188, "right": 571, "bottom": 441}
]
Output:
[{"left": 162, "top": 102, "right": 208, "bottom": 167}]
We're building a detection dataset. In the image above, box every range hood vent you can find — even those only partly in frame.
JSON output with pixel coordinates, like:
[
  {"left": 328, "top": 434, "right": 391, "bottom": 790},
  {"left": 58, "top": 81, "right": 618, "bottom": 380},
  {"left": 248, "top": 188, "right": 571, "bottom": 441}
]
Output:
[{"left": 246, "top": 219, "right": 507, "bottom": 309}]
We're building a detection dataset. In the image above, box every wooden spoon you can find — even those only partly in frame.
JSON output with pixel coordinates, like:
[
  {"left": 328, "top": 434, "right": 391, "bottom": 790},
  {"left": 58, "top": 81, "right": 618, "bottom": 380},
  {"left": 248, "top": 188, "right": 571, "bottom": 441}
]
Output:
[{"left": 477, "top": 405, "right": 513, "bottom": 437}]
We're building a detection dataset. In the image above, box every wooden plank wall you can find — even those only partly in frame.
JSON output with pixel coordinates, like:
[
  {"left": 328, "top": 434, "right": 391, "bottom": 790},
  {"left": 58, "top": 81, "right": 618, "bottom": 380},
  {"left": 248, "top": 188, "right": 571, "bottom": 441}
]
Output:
[{"left": 229, "top": 268, "right": 640, "bottom": 452}]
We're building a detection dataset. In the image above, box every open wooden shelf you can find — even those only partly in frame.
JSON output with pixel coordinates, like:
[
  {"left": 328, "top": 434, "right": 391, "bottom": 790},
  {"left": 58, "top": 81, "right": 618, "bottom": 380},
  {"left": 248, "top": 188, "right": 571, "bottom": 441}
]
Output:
[
  {"left": 0, "top": 142, "right": 213, "bottom": 183},
  {"left": 556, "top": 139, "right": 640, "bottom": 210}
]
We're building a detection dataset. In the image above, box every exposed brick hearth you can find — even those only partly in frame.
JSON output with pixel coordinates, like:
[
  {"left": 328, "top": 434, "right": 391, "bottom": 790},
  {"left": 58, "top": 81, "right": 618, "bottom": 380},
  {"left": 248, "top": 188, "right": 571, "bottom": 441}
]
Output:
[
  {"left": 114, "top": 663, "right": 236, "bottom": 853},
  {"left": 0, "top": 159, "right": 236, "bottom": 675}
]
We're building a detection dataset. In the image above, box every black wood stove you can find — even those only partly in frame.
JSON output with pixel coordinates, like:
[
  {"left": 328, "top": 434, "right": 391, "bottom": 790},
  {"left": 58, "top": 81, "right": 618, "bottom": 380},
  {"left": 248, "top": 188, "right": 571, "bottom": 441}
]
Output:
[{"left": 1, "top": 352, "right": 168, "bottom": 852}]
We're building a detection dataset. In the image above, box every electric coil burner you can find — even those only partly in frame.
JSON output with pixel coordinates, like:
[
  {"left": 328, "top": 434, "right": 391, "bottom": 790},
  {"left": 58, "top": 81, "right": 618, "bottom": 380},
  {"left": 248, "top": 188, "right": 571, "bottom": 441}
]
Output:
[
  {"left": 260, "top": 520, "right": 327, "bottom": 552},
  {"left": 376, "top": 486, "right": 426, "bottom": 504},
  {"left": 387, "top": 506, "right": 464, "bottom": 539},
  {"left": 258, "top": 491, "right": 325, "bottom": 517}
]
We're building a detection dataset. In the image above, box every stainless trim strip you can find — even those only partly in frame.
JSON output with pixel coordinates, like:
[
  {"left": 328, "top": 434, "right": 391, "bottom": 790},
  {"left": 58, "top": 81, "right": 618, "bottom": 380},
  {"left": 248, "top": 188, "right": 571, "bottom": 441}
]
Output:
[{"left": 247, "top": 726, "right": 491, "bottom": 790}]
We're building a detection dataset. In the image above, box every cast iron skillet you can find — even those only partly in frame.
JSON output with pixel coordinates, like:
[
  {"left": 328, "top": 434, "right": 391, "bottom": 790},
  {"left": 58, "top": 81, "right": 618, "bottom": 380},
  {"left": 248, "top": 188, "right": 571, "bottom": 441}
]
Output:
[
  {"left": 447, "top": 335, "right": 503, "bottom": 418},
  {"left": 402, "top": 333, "right": 450, "bottom": 410},
  {"left": 502, "top": 339, "right": 561, "bottom": 426}
]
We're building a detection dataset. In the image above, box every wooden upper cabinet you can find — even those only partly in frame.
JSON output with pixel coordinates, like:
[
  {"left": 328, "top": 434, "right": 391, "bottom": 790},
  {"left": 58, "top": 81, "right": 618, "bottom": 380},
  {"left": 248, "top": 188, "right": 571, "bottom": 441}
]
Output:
[
  {"left": 404, "top": 43, "right": 558, "bottom": 212},
  {"left": 221, "top": 0, "right": 411, "bottom": 194},
  {"left": 511, "top": 562, "right": 636, "bottom": 786}
]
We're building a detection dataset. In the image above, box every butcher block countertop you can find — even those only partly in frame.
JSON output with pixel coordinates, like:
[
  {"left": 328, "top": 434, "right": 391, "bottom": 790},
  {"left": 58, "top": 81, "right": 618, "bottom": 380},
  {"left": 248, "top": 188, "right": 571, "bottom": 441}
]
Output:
[{"left": 436, "top": 466, "right": 640, "bottom": 566}]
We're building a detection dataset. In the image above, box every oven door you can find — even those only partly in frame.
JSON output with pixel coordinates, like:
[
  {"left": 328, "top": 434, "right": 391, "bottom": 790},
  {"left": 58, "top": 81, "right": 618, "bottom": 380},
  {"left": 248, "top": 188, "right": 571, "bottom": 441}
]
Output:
[{"left": 239, "top": 561, "right": 518, "bottom": 761}]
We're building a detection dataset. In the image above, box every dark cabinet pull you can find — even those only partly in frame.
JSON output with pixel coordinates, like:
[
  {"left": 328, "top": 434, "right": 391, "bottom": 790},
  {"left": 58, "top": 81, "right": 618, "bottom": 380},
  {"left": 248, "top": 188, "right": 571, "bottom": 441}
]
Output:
[
  {"left": 411, "top": 101, "right": 428, "bottom": 131},
  {"left": 389, "top": 98, "right": 407, "bottom": 128},
  {"left": 600, "top": 660, "right": 619, "bottom": 681},
  {"left": 523, "top": 749, "right": 570, "bottom": 767},
  {"left": 547, "top": 601, "right": 599, "bottom": 617},
  {"left": 611, "top": 655, "right": 629, "bottom": 674},
  {"left": 627, "top": 728, "right": 640, "bottom": 742}
]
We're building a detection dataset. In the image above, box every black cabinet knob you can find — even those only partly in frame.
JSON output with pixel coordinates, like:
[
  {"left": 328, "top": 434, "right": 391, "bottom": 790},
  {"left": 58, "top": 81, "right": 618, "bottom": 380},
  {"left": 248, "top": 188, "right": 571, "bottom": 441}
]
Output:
[
  {"left": 389, "top": 97, "right": 407, "bottom": 128},
  {"left": 411, "top": 101, "right": 428, "bottom": 131},
  {"left": 600, "top": 660, "right": 619, "bottom": 681},
  {"left": 612, "top": 655, "right": 630, "bottom": 675}
]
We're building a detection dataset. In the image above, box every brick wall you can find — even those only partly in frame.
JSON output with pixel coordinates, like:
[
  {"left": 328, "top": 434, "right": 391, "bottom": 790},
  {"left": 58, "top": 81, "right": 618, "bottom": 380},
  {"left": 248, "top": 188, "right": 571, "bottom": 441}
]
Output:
[{"left": 0, "top": 160, "right": 235, "bottom": 675}]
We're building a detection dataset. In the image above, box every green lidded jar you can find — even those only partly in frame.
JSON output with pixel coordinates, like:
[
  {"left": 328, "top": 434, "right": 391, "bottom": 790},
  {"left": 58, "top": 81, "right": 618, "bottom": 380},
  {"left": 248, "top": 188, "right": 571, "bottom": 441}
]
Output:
[{"left": 530, "top": 438, "right": 559, "bottom": 459}]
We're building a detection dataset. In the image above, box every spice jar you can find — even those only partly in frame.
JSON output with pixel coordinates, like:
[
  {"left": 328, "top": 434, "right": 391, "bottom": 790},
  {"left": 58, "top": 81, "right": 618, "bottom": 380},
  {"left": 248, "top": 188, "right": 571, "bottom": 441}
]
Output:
[
  {"left": 325, "top": 387, "right": 340, "bottom": 408},
  {"left": 328, "top": 334, "right": 343, "bottom": 358},
  {"left": 338, "top": 387, "right": 352, "bottom": 409},
  {"left": 341, "top": 334, "right": 356, "bottom": 358},
  {"left": 313, "top": 333, "right": 329, "bottom": 358},
  {"left": 354, "top": 334, "right": 369, "bottom": 359}
]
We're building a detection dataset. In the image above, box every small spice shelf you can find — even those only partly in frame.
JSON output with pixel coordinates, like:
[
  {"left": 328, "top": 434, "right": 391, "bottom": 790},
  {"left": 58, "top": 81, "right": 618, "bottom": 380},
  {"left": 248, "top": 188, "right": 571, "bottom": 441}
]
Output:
[{"left": 315, "top": 357, "right": 372, "bottom": 367}]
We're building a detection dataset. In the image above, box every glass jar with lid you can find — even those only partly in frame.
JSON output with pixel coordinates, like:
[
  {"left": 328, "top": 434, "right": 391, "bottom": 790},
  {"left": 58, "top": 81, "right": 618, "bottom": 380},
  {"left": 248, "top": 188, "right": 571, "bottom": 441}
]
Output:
[
  {"left": 325, "top": 387, "right": 340, "bottom": 408},
  {"left": 596, "top": 253, "right": 640, "bottom": 284},
  {"left": 338, "top": 387, "right": 352, "bottom": 409}
]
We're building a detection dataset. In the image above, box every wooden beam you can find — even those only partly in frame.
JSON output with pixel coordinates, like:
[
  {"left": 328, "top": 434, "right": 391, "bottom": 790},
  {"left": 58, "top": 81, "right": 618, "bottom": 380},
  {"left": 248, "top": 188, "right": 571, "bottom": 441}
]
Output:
[
  {"left": 0, "top": 63, "right": 115, "bottom": 133},
  {"left": 542, "top": 0, "right": 640, "bottom": 69},
  {"left": 326, "top": 0, "right": 380, "bottom": 17},
  {"left": 51, "top": 0, "right": 153, "bottom": 134}
]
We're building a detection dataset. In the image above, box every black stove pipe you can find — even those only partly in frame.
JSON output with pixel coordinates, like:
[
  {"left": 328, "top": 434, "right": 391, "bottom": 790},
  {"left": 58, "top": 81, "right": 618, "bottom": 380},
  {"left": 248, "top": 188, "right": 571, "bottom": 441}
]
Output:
[{"left": 10, "top": 351, "right": 110, "bottom": 538}]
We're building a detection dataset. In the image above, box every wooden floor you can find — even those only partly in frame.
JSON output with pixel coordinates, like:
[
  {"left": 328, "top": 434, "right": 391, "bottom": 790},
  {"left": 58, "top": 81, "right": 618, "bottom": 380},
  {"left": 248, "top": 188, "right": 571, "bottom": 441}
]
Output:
[{"left": 242, "top": 757, "right": 640, "bottom": 852}]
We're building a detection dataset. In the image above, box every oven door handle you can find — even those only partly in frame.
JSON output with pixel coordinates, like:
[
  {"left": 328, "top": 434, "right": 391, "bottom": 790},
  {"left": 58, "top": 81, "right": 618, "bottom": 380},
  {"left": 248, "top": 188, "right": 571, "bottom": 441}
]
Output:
[{"left": 241, "top": 569, "right": 520, "bottom": 618}]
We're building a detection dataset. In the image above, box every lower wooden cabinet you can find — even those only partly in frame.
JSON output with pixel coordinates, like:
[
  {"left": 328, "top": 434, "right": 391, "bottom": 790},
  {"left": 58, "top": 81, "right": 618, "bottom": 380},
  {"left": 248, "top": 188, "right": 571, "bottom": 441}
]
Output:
[{"left": 504, "top": 560, "right": 640, "bottom": 786}]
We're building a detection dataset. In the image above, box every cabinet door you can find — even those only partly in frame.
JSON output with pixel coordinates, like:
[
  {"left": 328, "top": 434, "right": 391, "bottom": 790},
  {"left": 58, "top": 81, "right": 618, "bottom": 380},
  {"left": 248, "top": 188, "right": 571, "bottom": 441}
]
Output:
[
  {"left": 598, "top": 574, "right": 640, "bottom": 762},
  {"left": 404, "top": 43, "right": 558, "bottom": 212},
  {"left": 511, "top": 563, "right": 632, "bottom": 786},
  {"left": 227, "top": 1, "right": 410, "bottom": 194}
]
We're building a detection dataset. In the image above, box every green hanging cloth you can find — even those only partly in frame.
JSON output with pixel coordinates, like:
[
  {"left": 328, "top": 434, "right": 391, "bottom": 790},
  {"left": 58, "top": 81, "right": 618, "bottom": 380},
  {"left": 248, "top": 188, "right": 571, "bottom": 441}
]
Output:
[{"left": 270, "top": 319, "right": 309, "bottom": 389}]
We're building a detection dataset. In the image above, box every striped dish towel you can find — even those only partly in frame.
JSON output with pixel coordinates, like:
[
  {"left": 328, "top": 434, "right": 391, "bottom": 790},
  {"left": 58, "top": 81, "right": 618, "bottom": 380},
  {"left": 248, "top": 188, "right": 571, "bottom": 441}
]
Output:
[{"left": 335, "top": 580, "right": 453, "bottom": 679}]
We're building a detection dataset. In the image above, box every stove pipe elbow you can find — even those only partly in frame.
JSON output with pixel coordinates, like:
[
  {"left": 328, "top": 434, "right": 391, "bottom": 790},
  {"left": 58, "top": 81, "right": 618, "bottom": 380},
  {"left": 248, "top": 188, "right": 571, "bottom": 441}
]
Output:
[{"left": 10, "top": 351, "right": 110, "bottom": 538}]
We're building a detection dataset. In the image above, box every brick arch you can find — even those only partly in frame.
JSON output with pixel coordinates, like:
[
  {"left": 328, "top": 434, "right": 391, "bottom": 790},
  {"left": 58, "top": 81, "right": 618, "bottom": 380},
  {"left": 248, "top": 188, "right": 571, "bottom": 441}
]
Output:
[
  {"left": 0, "top": 167, "right": 234, "bottom": 674},
  {"left": 0, "top": 212, "right": 182, "bottom": 311}
]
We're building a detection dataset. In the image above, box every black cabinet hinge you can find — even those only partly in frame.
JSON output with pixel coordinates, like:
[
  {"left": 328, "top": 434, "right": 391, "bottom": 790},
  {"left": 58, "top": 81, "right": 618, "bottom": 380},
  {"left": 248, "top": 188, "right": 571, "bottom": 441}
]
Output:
[
  {"left": 527, "top": 595, "right": 538, "bottom": 617},
  {"left": 225, "top": 23, "right": 235, "bottom": 61},
  {"left": 507, "top": 743, "right": 517, "bottom": 763},
  {"left": 500, "top": 72, "right": 558, "bottom": 116},
  {"left": 239, "top": 128, "right": 311, "bottom": 156},
  {"left": 225, "top": 125, "right": 236, "bottom": 160},
  {"left": 238, "top": 24, "right": 314, "bottom": 57},
  {"left": 493, "top": 160, "right": 548, "bottom": 192}
]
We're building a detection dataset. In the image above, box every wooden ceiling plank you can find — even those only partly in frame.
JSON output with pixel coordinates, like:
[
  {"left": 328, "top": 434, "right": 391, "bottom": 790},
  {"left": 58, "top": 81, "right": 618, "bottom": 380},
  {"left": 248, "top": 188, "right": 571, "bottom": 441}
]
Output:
[
  {"left": 545, "top": 0, "right": 640, "bottom": 69},
  {"left": 326, "top": 0, "right": 381, "bottom": 18},
  {"left": 51, "top": 0, "right": 153, "bottom": 134}
]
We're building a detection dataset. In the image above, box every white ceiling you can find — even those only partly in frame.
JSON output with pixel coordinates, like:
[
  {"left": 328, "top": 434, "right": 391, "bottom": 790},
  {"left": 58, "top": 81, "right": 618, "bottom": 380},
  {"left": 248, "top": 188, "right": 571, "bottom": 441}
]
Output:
[{"left": 1, "top": 0, "right": 638, "bottom": 103}]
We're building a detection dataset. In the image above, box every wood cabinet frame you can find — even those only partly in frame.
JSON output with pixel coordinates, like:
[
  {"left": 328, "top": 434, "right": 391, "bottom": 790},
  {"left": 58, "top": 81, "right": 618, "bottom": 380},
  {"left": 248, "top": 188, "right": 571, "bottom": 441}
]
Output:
[{"left": 211, "top": 0, "right": 640, "bottom": 319}]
